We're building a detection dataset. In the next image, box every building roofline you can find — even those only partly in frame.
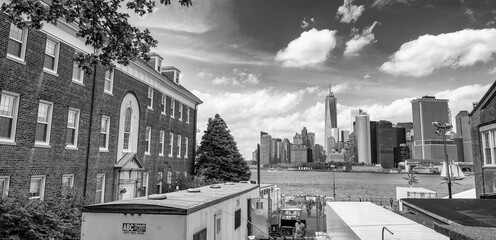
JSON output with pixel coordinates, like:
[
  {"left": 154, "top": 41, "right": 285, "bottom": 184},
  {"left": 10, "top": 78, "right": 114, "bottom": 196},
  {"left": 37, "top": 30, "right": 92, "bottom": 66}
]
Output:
[{"left": 469, "top": 80, "right": 496, "bottom": 116}]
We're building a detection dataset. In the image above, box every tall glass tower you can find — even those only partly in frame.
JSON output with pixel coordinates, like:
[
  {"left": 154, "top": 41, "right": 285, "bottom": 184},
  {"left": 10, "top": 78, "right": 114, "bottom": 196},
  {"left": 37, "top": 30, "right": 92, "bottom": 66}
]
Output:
[{"left": 325, "top": 85, "right": 337, "bottom": 155}]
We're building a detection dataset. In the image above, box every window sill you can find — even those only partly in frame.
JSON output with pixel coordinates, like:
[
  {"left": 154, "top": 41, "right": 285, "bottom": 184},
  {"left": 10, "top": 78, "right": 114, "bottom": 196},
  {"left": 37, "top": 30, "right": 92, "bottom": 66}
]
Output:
[
  {"left": 72, "top": 80, "right": 84, "bottom": 86},
  {"left": 147, "top": 107, "right": 153, "bottom": 111},
  {"left": 0, "top": 140, "right": 16, "bottom": 146},
  {"left": 65, "top": 145, "right": 78, "bottom": 150},
  {"left": 145, "top": 153, "right": 151, "bottom": 156},
  {"left": 179, "top": 119, "right": 183, "bottom": 122},
  {"left": 161, "top": 112, "right": 166, "bottom": 116},
  {"left": 6, "top": 55, "right": 26, "bottom": 65},
  {"left": 168, "top": 155, "right": 173, "bottom": 158},
  {"left": 159, "top": 154, "right": 164, "bottom": 157},
  {"left": 171, "top": 116, "right": 175, "bottom": 119},
  {"left": 34, "top": 143, "right": 51, "bottom": 148},
  {"left": 482, "top": 165, "right": 496, "bottom": 169},
  {"left": 99, "top": 148, "right": 109, "bottom": 153},
  {"left": 43, "top": 69, "right": 59, "bottom": 77},
  {"left": 104, "top": 90, "right": 113, "bottom": 96}
]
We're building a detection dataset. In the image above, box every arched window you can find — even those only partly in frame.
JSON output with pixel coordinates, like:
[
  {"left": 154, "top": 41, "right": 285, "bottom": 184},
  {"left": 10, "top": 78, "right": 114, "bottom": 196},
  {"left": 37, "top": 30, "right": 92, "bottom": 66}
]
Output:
[{"left": 123, "top": 107, "right": 132, "bottom": 150}]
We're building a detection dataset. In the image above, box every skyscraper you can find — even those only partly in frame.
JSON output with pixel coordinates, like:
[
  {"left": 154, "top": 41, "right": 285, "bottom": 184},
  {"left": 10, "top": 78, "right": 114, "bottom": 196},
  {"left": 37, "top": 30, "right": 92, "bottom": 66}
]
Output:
[
  {"left": 260, "top": 131, "right": 272, "bottom": 165},
  {"left": 411, "top": 96, "right": 458, "bottom": 162},
  {"left": 325, "top": 85, "right": 338, "bottom": 154},
  {"left": 355, "top": 110, "right": 372, "bottom": 164},
  {"left": 455, "top": 111, "right": 473, "bottom": 162}
]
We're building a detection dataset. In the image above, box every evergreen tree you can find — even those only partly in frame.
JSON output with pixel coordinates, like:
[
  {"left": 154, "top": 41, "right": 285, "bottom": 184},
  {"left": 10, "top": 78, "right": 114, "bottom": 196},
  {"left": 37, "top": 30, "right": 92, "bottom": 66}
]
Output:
[{"left": 195, "top": 114, "right": 251, "bottom": 182}]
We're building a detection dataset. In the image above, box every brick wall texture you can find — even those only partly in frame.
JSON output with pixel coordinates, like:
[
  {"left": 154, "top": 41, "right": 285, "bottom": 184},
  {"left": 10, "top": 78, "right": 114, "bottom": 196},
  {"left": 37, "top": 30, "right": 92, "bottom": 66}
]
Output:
[{"left": 0, "top": 14, "right": 200, "bottom": 204}]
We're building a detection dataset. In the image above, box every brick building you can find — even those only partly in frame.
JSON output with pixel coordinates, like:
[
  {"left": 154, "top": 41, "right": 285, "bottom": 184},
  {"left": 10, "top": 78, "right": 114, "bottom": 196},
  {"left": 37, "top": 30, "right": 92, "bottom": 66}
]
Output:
[
  {"left": 0, "top": 15, "right": 202, "bottom": 203},
  {"left": 470, "top": 80, "right": 496, "bottom": 198}
]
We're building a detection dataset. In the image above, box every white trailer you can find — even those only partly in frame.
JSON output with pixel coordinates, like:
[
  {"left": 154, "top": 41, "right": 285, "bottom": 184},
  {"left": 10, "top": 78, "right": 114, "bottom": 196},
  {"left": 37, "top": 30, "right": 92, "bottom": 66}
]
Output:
[{"left": 81, "top": 183, "right": 260, "bottom": 240}]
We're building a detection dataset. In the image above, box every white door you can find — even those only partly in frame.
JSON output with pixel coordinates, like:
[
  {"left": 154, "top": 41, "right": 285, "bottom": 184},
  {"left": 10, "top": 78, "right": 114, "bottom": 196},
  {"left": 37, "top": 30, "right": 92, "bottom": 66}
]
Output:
[
  {"left": 214, "top": 212, "right": 222, "bottom": 240},
  {"left": 120, "top": 183, "right": 135, "bottom": 200}
]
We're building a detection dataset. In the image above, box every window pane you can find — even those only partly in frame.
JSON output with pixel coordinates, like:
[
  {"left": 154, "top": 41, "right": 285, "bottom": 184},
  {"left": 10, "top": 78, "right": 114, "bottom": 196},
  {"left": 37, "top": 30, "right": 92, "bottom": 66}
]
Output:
[
  {"left": 38, "top": 103, "right": 49, "bottom": 123},
  {"left": 104, "top": 78, "right": 111, "bottom": 92},
  {"left": 62, "top": 176, "right": 72, "bottom": 189},
  {"left": 44, "top": 55, "right": 55, "bottom": 70},
  {"left": 29, "top": 178, "right": 41, "bottom": 197},
  {"left": 486, "top": 149, "right": 492, "bottom": 164},
  {"left": 0, "top": 117, "right": 12, "bottom": 138},
  {"left": 67, "top": 111, "right": 76, "bottom": 128},
  {"left": 66, "top": 128, "right": 75, "bottom": 145},
  {"left": 0, "top": 94, "right": 15, "bottom": 117},
  {"left": 101, "top": 118, "right": 108, "bottom": 133},
  {"left": 7, "top": 39, "right": 22, "bottom": 58},
  {"left": 100, "top": 133, "right": 107, "bottom": 148},
  {"left": 9, "top": 25, "right": 23, "bottom": 41},
  {"left": 35, "top": 123, "right": 47, "bottom": 141},
  {"left": 45, "top": 40, "right": 56, "bottom": 55}
]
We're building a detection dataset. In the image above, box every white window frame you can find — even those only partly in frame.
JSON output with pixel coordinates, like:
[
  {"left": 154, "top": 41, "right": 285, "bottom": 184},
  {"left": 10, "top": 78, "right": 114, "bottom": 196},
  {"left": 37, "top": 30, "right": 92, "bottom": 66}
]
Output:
[
  {"left": 62, "top": 174, "right": 74, "bottom": 190},
  {"left": 177, "top": 135, "right": 182, "bottom": 157},
  {"left": 145, "top": 126, "right": 151, "bottom": 155},
  {"left": 142, "top": 172, "right": 149, "bottom": 196},
  {"left": 179, "top": 103, "right": 183, "bottom": 121},
  {"left": 104, "top": 69, "right": 114, "bottom": 95},
  {"left": 480, "top": 124, "right": 496, "bottom": 166},
  {"left": 169, "top": 133, "right": 174, "bottom": 157},
  {"left": 0, "top": 176, "right": 10, "bottom": 198},
  {"left": 29, "top": 175, "right": 46, "bottom": 200},
  {"left": 186, "top": 108, "right": 190, "bottom": 124},
  {"left": 185, "top": 137, "right": 189, "bottom": 159},
  {"left": 0, "top": 91, "right": 20, "bottom": 145},
  {"left": 148, "top": 87, "right": 153, "bottom": 110},
  {"left": 95, "top": 174, "right": 105, "bottom": 204},
  {"left": 100, "top": 115, "right": 110, "bottom": 151},
  {"left": 43, "top": 38, "right": 60, "bottom": 74},
  {"left": 6, "top": 24, "right": 28, "bottom": 63},
  {"left": 161, "top": 95, "right": 166, "bottom": 115},
  {"left": 65, "top": 108, "right": 80, "bottom": 150},
  {"left": 72, "top": 62, "right": 84, "bottom": 85},
  {"left": 35, "top": 100, "right": 53, "bottom": 147},
  {"left": 171, "top": 99, "right": 175, "bottom": 118},
  {"left": 159, "top": 130, "right": 165, "bottom": 156},
  {"left": 157, "top": 172, "right": 163, "bottom": 193},
  {"left": 167, "top": 171, "right": 172, "bottom": 184}
]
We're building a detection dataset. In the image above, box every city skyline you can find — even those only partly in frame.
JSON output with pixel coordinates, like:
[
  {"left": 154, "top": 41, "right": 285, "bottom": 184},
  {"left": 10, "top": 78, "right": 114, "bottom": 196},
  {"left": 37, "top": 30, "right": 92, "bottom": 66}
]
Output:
[{"left": 128, "top": 0, "right": 496, "bottom": 159}]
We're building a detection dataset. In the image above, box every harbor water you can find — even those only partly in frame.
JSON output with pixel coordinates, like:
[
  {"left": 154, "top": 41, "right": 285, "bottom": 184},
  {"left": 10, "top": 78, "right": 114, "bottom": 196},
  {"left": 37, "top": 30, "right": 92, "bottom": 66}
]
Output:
[{"left": 251, "top": 169, "right": 475, "bottom": 200}]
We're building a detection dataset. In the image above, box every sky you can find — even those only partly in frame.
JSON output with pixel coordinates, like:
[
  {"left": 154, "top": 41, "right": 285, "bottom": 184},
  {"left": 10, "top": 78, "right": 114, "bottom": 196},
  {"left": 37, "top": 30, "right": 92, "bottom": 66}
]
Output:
[{"left": 129, "top": 0, "right": 496, "bottom": 160}]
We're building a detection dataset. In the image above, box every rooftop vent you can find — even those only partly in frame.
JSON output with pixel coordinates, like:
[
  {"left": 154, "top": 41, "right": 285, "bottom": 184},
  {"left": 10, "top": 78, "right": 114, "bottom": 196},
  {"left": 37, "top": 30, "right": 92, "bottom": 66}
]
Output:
[
  {"left": 187, "top": 188, "right": 201, "bottom": 193},
  {"left": 147, "top": 194, "right": 167, "bottom": 200}
]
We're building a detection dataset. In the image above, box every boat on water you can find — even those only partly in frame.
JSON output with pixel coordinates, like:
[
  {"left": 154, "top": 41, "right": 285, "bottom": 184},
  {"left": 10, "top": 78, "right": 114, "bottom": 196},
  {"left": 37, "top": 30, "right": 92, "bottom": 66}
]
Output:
[
  {"left": 267, "top": 168, "right": 277, "bottom": 172},
  {"left": 412, "top": 166, "right": 435, "bottom": 174},
  {"left": 440, "top": 162, "right": 465, "bottom": 180}
]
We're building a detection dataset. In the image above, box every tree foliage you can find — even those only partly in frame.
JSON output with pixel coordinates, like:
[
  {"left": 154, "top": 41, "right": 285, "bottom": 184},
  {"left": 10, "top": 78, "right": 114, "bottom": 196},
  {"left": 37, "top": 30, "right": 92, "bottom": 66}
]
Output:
[
  {"left": 1, "top": 0, "right": 192, "bottom": 73},
  {"left": 0, "top": 191, "right": 87, "bottom": 240},
  {"left": 195, "top": 114, "right": 251, "bottom": 182},
  {"left": 403, "top": 173, "right": 419, "bottom": 187}
]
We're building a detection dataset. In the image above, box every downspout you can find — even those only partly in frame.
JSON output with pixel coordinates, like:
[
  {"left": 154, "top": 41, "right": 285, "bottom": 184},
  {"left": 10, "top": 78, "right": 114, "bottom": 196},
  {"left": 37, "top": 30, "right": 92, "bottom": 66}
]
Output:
[
  {"left": 82, "top": 64, "right": 97, "bottom": 198},
  {"left": 192, "top": 102, "right": 199, "bottom": 174}
]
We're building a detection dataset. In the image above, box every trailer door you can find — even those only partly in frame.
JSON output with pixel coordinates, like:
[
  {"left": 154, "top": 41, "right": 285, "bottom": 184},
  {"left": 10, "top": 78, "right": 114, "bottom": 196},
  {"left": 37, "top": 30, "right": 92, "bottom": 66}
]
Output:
[{"left": 214, "top": 212, "right": 222, "bottom": 240}]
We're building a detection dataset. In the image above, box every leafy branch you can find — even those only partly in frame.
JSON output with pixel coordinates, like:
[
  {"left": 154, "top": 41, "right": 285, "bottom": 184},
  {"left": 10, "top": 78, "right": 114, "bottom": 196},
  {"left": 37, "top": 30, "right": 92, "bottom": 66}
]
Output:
[{"left": 1, "top": 0, "right": 192, "bottom": 73}]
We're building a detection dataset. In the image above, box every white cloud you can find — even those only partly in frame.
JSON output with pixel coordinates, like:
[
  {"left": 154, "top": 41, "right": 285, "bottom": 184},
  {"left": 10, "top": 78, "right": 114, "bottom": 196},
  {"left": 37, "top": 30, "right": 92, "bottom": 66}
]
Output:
[
  {"left": 336, "top": 0, "right": 365, "bottom": 23},
  {"left": 371, "top": 0, "right": 411, "bottom": 8},
  {"left": 380, "top": 28, "right": 496, "bottom": 77},
  {"left": 276, "top": 28, "right": 338, "bottom": 68},
  {"left": 131, "top": 0, "right": 229, "bottom": 33},
  {"left": 363, "top": 74, "right": 371, "bottom": 79},
  {"left": 488, "top": 67, "right": 496, "bottom": 74},
  {"left": 211, "top": 70, "right": 260, "bottom": 86},
  {"left": 344, "top": 22, "right": 380, "bottom": 56},
  {"left": 196, "top": 72, "right": 213, "bottom": 78},
  {"left": 435, "top": 83, "right": 491, "bottom": 120}
]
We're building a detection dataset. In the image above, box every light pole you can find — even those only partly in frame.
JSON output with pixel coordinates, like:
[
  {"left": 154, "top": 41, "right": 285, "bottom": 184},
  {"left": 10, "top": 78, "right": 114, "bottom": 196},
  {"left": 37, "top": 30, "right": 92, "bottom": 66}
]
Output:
[{"left": 432, "top": 122, "right": 453, "bottom": 199}]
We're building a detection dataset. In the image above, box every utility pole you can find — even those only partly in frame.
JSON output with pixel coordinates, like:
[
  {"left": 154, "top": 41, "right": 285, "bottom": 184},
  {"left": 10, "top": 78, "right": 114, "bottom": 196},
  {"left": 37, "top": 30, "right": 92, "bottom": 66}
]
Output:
[{"left": 433, "top": 122, "right": 453, "bottom": 199}]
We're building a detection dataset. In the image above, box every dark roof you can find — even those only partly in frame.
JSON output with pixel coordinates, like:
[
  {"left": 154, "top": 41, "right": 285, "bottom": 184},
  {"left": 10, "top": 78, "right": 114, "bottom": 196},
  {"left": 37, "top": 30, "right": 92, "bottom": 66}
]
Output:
[
  {"left": 402, "top": 199, "right": 496, "bottom": 227},
  {"left": 469, "top": 80, "right": 496, "bottom": 116}
]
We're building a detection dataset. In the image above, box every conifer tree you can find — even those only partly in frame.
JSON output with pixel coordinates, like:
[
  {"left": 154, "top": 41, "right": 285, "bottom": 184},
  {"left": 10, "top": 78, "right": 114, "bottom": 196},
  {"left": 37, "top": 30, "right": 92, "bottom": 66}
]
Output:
[{"left": 195, "top": 114, "right": 251, "bottom": 182}]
